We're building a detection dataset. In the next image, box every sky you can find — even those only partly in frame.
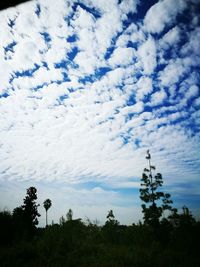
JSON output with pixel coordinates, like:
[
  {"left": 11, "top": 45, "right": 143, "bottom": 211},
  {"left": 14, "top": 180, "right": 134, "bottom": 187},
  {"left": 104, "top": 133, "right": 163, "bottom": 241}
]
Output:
[{"left": 0, "top": 0, "right": 200, "bottom": 226}]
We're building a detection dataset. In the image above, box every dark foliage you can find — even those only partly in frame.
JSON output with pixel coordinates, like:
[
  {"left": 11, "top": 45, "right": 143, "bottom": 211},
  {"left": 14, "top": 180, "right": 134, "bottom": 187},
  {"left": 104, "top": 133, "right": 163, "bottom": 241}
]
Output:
[
  {"left": 43, "top": 199, "right": 52, "bottom": 227},
  {"left": 12, "top": 186, "right": 40, "bottom": 238},
  {"left": 0, "top": 206, "right": 199, "bottom": 267},
  {"left": 140, "top": 150, "right": 174, "bottom": 227}
]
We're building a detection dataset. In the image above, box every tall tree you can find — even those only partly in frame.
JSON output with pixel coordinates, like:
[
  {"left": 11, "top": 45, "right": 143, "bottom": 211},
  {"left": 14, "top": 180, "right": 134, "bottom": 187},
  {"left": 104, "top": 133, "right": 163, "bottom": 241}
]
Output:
[
  {"left": 22, "top": 187, "right": 40, "bottom": 228},
  {"left": 43, "top": 199, "right": 52, "bottom": 227},
  {"left": 140, "top": 150, "right": 173, "bottom": 227},
  {"left": 13, "top": 186, "right": 40, "bottom": 235}
]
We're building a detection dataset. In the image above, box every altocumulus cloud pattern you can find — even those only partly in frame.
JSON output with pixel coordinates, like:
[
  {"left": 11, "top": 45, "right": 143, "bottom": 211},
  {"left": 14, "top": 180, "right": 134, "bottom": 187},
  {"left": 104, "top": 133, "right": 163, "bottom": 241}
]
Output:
[{"left": 0, "top": 0, "right": 200, "bottom": 222}]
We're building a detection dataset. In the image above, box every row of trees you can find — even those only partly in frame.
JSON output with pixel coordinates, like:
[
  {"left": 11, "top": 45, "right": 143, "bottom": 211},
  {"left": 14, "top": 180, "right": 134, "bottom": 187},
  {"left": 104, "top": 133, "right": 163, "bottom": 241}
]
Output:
[
  {"left": 11, "top": 187, "right": 52, "bottom": 237},
  {"left": 3, "top": 150, "right": 195, "bottom": 233},
  {"left": 0, "top": 151, "right": 199, "bottom": 266}
]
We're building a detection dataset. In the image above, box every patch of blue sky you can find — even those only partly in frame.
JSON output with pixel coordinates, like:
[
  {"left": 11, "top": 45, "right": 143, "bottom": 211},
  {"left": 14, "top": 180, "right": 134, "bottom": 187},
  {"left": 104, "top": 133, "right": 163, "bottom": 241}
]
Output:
[
  {"left": 122, "top": 12, "right": 139, "bottom": 29},
  {"left": 121, "top": 0, "right": 158, "bottom": 30},
  {"left": 10, "top": 64, "right": 40, "bottom": 83},
  {"left": 35, "top": 3, "right": 41, "bottom": 17},
  {"left": 73, "top": 2, "right": 101, "bottom": 19},
  {"left": 142, "top": 93, "right": 154, "bottom": 105},
  {"left": 115, "top": 187, "right": 140, "bottom": 197},
  {"left": 40, "top": 32, "right": 51, "bottom": 45},
  {"left": 186, "top": 95, "right": 200, "bottom": 108},
  {"left": 125, "top": 113, "right": 135, "bottom": 123},
  {"left": 54, "top": 59, "right": 69, "bottom": 69},
  {"left": 162, "top": 39, "right": 185, "bottom": 59},
  {"left": 176, "top": 5, "right": 199, "bottom": 27},
  {"left": 0, "top": 92, "right": 9, "bottom": 99},
  {"left": 181, "top": 121, "right": 200, "bottom": 137},
  {"left": 155, "top": 107, "right": 177, "bottom": 118},
  {"left": 64, "top": 11, "right": 75, "bottom": 27},
  {"left": 67, "top": 34, "right": 77, "bottom": 43},
  {"left": 62, "top": 72, "right": 71, "bottom": 82},
  {"left": 78, "top": 67, "right": 112, "bottom": 84},
  {"left": 169, "top": 115, "right": 190, "bottom": 127},
  {"left": 4, "top": 41, "right": 17, "bottom": 53},
  {"left": 31, "top": 83, "right": 48, "bottom": 92},
  {"left": 126, "top": 94, "right": 136, "bottom": 106},
  {"left": 8, "top": 18, "right": 15, "bottom": 28},
  {"left": 143, "top": 105, "right": 153, "bottom": 113},
  {"left": 95, "top": 67, "right": 112, "bottom": 79},
  {"left": 135, "top": 138, "right": 142, "bottom": 148},
  {"left": 151, "top": 103, "right": 170, "bottom": 113},
  {"left": 120, "top": 135, "right": 131, "bottom": 146},
  {"left": 78, "top": 75, "right": 94, "bottom": 85},
  {"left": 173, "top": 193, "right": 200, "bottom": 210},
  {"left": 104, "top": 46, "right": 115, "bottom": 61},
  {"left": 127, "top": 40, "right": 138, "bottom": 50},
  {"left": 58, "top": 94, "right": 69, "bottom": 102},
  {"left": 67, "top": 47, "right": 79, "bottom": 61},
  {"left": 134, "top": 0, "right": 158, "bottom": 20}
]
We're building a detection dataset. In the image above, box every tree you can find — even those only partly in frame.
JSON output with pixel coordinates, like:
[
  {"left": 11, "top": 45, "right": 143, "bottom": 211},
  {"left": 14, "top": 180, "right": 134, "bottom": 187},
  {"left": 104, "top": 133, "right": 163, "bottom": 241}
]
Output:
[
  {"left": 105, "top": 210, "right": 119, "bottom": 226},
  {"left": 140, "top": 150, "right": 173, "bottom": 227},
  {"left": 43, "top": 199, "right": 52, "bottom": 227},
  {"left": 106, "top": 210, "right": 115, "bottom": 221},
  {"left": 66, "top": 208, "right": 73, "bottom": 221},
  {"left": 13, "top": 186, "right": 40, "bottom": 235}
]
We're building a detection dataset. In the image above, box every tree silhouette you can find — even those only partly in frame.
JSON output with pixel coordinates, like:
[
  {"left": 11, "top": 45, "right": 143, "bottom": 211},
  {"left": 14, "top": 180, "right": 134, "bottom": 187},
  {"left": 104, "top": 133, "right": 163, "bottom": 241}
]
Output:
[
  {"left": 105, "top": 210, "right": 119, "bottom": 226},
  {"left": 66, "top": 208, "right": 73, "bottom": 221},
  {"left": 13, "top": 186, "right": 40, "bottom": 236},
  {"left": 106, "top": 210, "right": 115, "bottom": 222},
  {"left": 140, "top": 150, "right": 173, "bottom": 227},
  {"left": 43, "top": 199, "right": 52, "bottom": 227}
]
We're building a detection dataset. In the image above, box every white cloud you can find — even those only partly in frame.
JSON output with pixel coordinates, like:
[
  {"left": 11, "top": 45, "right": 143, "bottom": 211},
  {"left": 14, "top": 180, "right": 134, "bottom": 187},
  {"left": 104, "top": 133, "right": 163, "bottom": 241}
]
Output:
[
  {"left": 181, "top": 27, "right": 200, "bottom": 57},
  {"left": 159, "top": 59, "right": 186, "bottom": 87},
  {"left": 136, "top": 76, "right": 153, "bottom": 101},
  {"left": 185, "top": 85, "right": 199, "bottom": 100},
  {"left": 193, "top": 97, "right": 200, "bottom": 107},
  {"left": 150, "top": 89, "right": 167, "bottom": 106},
  {"left": 144, "top": 0, "right": 187, "bottom": 34},
  {"left": 119, "top": 0, "right": 139, "bottom": 14},
  {"left": 109, "top": 47, "right": 135, "bottom": 67},
  {"left": 137, "top": 37, "right": 157, "bottom": 75},
  {"left": 160, "top": 26, "right": 180, "bottom": 48}
]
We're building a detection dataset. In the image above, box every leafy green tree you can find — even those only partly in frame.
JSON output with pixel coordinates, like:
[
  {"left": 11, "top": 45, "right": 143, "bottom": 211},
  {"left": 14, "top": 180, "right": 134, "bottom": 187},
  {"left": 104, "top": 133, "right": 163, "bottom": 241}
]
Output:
[
  {"left": 43, "top": 198, "right": 52, "bottom": 227},
  {"left": 140, "top": 150, "right": 173, "bottom": 227}
]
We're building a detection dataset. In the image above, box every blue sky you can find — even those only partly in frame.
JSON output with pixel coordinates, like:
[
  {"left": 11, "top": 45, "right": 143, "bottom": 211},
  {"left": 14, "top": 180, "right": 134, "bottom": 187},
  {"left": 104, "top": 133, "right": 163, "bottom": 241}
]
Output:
[{"left": 0, "top": 0, "right": 200, "bottom": 226}]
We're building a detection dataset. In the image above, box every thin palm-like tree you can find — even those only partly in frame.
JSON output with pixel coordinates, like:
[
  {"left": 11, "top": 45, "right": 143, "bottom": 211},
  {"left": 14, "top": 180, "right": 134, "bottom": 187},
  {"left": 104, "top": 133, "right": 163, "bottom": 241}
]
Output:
[{"left": 43, "top": 199, "right": 52, "bottom": 227}]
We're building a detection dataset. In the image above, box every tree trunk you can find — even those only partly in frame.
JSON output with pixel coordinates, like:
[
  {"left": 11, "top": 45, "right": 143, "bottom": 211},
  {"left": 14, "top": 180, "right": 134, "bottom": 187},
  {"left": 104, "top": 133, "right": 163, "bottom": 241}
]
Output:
[{"left": 46, "top": 210, "right": 48, "bottom": 227}]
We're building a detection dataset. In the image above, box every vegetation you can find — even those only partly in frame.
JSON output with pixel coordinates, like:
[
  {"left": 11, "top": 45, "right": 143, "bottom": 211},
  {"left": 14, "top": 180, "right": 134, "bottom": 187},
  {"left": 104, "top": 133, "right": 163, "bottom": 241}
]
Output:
[
  {"left": 12, "top": 186, "right": 40, "bottom": 237},
  {"left": 140, "top": 150, "right": 174, "bottom": 227},
  {"left": 43, "top": 199, "right": 52, "bottom": 227},
  {"left": 0, "top": 152, "right": 199, "bottom": 267}
]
